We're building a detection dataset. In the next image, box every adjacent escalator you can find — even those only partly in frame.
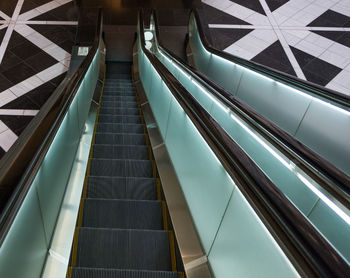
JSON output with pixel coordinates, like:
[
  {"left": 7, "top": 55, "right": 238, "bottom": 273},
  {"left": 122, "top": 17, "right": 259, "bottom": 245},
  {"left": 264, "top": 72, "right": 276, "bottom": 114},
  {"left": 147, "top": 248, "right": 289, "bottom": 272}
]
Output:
[{"left": 68, "top": 62, "right": 180, "bottom": 278}]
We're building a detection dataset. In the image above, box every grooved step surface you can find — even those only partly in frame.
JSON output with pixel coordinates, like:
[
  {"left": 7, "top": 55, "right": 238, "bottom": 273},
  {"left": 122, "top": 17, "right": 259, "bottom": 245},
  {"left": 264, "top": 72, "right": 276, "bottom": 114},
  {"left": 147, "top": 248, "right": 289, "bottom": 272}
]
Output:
[
  {"left": 103, "top": 87, "right": 135, "bottom": 94},
  {"left": 87, "top": 177, "right": 157, "bottom": 200},
  {"left": 90, "top": 159, "right": 154, "bottom": 177},
  {"left": 102, "top": 91, "right": 135, "bottom": 96},
  {"left": 102, "top": 96, "right": 136, "bottom": 102},
  {"left": 94, "top": 133, "right": 146, "bottom": 145},
  {"left": 98, "top": 115, "right": 141, "bottom": 124},
  {"left": 99, "top": 107, "right": 139, "bottom": 116},
  {"left": 92, "top": 145, "right": 149, "bottom": 160},
  {"left": 97, "top": 123, "right": 144, "bottom": 134},
  {"left": 72, "top": 268, "right": 178, "bottom": 278},
  {"left": 73, "top": 64, "right": 175, "bottom": 276},
  {"left": 100, "top": 101, "right": 138, "bottom": 108},
  {"left": 82, "top": 199, "right": 163, "bottom": 229},
  {"left": 76, "top": 228, "right": 172, "bottom": 271}
]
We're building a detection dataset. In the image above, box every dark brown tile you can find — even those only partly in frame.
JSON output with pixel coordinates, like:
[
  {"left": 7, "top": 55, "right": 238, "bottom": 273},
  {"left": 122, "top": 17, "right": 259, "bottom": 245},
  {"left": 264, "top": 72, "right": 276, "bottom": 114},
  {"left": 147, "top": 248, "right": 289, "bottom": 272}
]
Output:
[
  {"left": 229, "top": 0, "right": 265, "bottom": 15},
  {"left": 25, "top": 51, "right": 58, "bottom": 72},
  {"left": 210, "top": 28, "right": 253, "bottom": 50},
  {"left": 0, "top": 50, "right": 22, "bottom": 73},
  {"left": 0, "top": 147, "right": 5, "bottom": 160},
  {"left": 308, "top": 10, "right": 350, "bottom": 27},
  {"left": 2, "top": 94, "right": 40, "bottom": 110},
  {"left": 252, "top": 41, "right": 296, "bottom": 76},
  {"left": 2, "top": 62, "right": 36, "bottom": 84},
  {"left": 0, "top": 73, "right": 13, "bottom": 92},
  {"left": 7, "top": 32, "right": 27, "bottom": 50},
  {"left": 10, "top": 39, "right": 42, "bottom": 60},
  {"left": 0, "top": 1, "right": 17, "bottom": 16},
  {"left": 291, "top": 47, "right": 342, "bottom": 86},
  {"left": 25, "top": 81, "right": 57, "bottom": 108},
  {"left": 20, "top": 0, "right": 39, "bottom": 13},
  {"left": 265, "top": 0, "right": 289, "bottom": 11},
  {"left": 0, "top": 115, "right": 34, "bottom": 136}
]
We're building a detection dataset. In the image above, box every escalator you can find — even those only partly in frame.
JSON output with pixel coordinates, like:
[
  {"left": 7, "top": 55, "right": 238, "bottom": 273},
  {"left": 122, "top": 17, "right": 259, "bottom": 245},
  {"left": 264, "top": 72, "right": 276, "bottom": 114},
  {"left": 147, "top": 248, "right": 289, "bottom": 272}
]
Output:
[
  {"left": 0, "top": 9, "right": 349, "bottom": 278},
  {"left": 184, "top": 10, "right": 350, "bottom": 181},
  {"left": 68, "top": 62, "right": 180, "bottom": 278}
]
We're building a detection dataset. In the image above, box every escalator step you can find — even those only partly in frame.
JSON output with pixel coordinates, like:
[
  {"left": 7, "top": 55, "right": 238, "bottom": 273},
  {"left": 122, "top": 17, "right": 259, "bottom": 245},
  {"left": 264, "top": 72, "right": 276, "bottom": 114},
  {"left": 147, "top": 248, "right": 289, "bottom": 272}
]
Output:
[
  {"left": 90, "top": 159, "right": 154, "bottom": 178},
  {"left": 98, "top": 115, "right": 141, "bottom": 124},
  {"left": 101, "top": 101, "right": 138, "bottom": 108},
  {"left": 99, "top": 107, "right": 139, "bottom": 116},
  {"left": 102, "top": 89, "right": 135, "bottom": 95},
  {"left": 87, "top": 177, "right": 156, "bottom": 200},
  {"left": 105, "top": 81, "right": 133, "bottom": 88},
  {"left": 94, "top": 133, "right": 146, "bottom": 145},
  {"left": 76, "top": 228, "right": 172, "bottom": 271},
  {"left": 97, "top": 123, "right": 144, "bottom": 134},
  {"left": 71, "top": 268, "right": 178, "bottom": 278},
  {"left": 105, "top": 80, "right": 132, "bottom": 84},
  {"left": 102, "top": 96, "right": 136, "bottom": 102},
  {"left": 105, "top": 74, "right": 131, "bottom": 79},
  {"left": 82, "top": 199, "right": 162, "bottom": 230},
  {"left": 92, "top": 145, "right": 149, "bottom": 160},
  {"left": 102, "top": 91, "right": 135, "bottom": 97},
  {"left": 103, "top": 85, "right": 133, "bottom": 89}
]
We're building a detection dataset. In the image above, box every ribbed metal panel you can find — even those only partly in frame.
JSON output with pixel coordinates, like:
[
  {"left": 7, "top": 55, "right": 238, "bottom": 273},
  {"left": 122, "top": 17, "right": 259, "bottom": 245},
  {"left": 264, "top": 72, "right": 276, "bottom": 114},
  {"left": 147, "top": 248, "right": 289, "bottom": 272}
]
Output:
[
  {"left": 76, "top": 228, "right": 171, "bottom": 271},
  {"left": 96, "top": 123, "right": 144, "bottom": 134},
  {"left": 87, "top": 177, "right": 157, "bottom": 200},
  {"left": 92, "top": 145, "right": 149, "bottom": 160},
  {"left": 94, "top": 133, "right": 146, "bottom": 145},
  {"left": 72, "top": 268, "right": 178, "bottom": 278},
  {"left": 82, "top": 199, "right": 162, "bottom": 229},
  {"left": 89, "top": 159, "right": 153, "bottom": 177}
]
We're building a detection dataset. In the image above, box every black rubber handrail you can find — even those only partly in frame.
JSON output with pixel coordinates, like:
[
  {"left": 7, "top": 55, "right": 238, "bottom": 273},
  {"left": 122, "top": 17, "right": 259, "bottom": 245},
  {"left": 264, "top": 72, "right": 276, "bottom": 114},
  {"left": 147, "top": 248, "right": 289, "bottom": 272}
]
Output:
[
  {"left": 192, "top": 9, "right": 350, "bottom": 108},
  {"left": 0, "top": 9, "right": 103, "bottom": 245},
  {"left": 139, "top": 11, "right": 349, "bottom": 278},
  {"left": 151, "top": 11, "right": 350, "bottom": 208}
]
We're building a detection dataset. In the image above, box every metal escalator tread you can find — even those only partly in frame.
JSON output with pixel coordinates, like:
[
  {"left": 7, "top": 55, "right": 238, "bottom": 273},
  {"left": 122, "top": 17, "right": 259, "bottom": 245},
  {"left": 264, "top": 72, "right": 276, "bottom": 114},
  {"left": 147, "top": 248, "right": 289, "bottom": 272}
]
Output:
[
  {"left": 97, "top": 123, "right": 144, "bottom": 133},
  {"left": 99, "top": 107, "right": 140, "bottom": 115},
  {"left": 98, "top": 115, "right": 141, "bottom": 124},
  {"left": 86, "top": 177, "right": 157, "bottom": 200},
  {"left": 94, "top": 133, "right": 146, "bottom": 146},
  {"left": 70, "top": 63, "right": 178, "bottom": 277},
  {"left": 82, "top": 199, "right": 163, "bottom": 229},
  {"left": 100, "top": 101, "right": 138, "bottom": 108},
  {"left": 72, "top": 268, "right": 178, "bottom": 278},
  {"left": 89, "top": 159, "right": 154, "bottom": 177},
  {"left": 76, "top": 228, "right": 171, "bottom": 270},
  {"left": 92, "top": 145, "right": 149, "bottom": 160}
]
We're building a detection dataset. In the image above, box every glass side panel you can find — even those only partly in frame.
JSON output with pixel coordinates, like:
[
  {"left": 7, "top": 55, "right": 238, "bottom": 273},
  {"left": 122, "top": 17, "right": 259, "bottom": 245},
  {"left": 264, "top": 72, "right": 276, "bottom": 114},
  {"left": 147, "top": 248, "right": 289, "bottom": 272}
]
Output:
[
  {"left": 0, "top": 45, "right": 101, "bottom": 277},
  {"left": 34, "top": 97, "right": 80, "bottom": 241},
  {"left": 138, "top": 28, "right": 299, "bottom": 277},
  {"left": 150, "top": 23, "right": 350, "bottom": 264},
  {"left": 294, "top": 100, "right": 350, "bottom": 175},
  {"left": 0, "top": 186, "right": 48, "bottom": 278},
  {"left": 165, "top": 98, "right": 234, "bottom": 253},
  {"left": 236, "top": 70, "right": 312, "bottom": 135},
  {"left": 188, "top": 13, "right": 350, "bottom": 178},
  {"left": 209, "top": 188, "right": 300, "bottom": 278},
  {"left": 308, "top": 199, "right": 350, "bottom": 263}
]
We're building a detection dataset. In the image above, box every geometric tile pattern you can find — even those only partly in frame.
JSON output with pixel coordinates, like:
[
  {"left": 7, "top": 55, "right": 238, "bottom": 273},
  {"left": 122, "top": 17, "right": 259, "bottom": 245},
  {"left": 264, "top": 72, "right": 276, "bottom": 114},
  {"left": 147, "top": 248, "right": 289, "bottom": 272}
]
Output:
[
  {"left": 202, "top": 0, "right": 350, "bottom": 96},
  {"left": 252, "top": 40, "right": 297, "bottom": 76},
  {"left": 0, "top": 0, "right": 78, "bottom": 158}
]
